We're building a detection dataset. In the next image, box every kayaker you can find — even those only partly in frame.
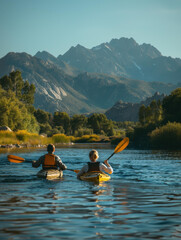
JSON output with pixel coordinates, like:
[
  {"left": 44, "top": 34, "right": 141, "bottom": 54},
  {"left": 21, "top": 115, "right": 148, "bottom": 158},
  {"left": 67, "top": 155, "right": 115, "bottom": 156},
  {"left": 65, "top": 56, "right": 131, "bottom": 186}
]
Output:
[
  {"left": 32, "top": 144, "right": 67, "bottom": 171},
  {"left": 77, "top": 149, "right": 113, "bottom": 179}
]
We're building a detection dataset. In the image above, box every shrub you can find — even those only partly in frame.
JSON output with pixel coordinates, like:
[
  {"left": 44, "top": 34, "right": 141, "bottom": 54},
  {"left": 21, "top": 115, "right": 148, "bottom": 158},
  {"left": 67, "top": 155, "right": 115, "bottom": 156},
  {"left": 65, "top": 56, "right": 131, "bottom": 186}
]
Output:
[
  {"left": 75, "top": 134, "right": 100, "bottom": 143},
  {"left": 74, "top": 128, "right": 93, "bottom": 137},
  {"left": 150, "top": 122, "right": 181, "bottom": 150},
  {"left": 52, "top": 134, "right": 71, "bottom": 143},
  {"left": 0, "top": 130, "right": 18, "bottom": 144}
]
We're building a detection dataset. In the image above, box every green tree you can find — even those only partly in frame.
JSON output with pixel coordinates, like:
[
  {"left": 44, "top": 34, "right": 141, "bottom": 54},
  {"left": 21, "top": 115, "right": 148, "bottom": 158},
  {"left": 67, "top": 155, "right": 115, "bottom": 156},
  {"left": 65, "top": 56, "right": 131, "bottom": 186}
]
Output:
[
  {"left": 0, "top": 71, "right": 36, "bottom": 110},
  {"left": 139, "top": 105, "right": 146, "bottom": 125},
  {"left": 34, "top": 109, "right": 52, "bottom": 124},
  {"left": 88, "top": 113, "right": 113, "bottom": 135},
  {"left": 162, "top": 88, "right": 181, "bottom": 123},
  {"left": 0, "top": 87, "right": 39, "bottom": 133},
  {"left": 53, "top": 112, "right": 71, "bottom": 134},
  {"left": 71, "top": 114, "right": 87, "bottom": 134}
]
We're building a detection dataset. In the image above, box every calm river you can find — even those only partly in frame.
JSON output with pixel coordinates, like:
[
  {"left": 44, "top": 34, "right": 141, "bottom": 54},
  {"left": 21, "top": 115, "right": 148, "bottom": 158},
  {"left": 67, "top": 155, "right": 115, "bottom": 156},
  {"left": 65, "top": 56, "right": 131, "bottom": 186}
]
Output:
[{"left": 0, "top": 145, "right": 181, "bottom": 239}]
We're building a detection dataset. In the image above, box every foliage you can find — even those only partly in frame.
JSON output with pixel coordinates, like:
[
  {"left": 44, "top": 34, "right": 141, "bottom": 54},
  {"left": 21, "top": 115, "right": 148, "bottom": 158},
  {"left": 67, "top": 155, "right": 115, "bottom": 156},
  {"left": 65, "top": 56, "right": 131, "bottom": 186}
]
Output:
[
  {"left": 53, "top": 112, "right": 71, "bottom": 135},
  {"left": 0, "top": 71, "right": 35, "bottom": 107},
  {"left": 131, "top": 123, "right": 157, "bottom": 149},
  {"left": 75, "top": 134, "right": 101, "bottom": 143},
  {"left": 0, "top": 131, "right": 17, "bottom": 144},
  {"left": 150, "top": 122, "right": 181, "bottom": 150},
  {"left": 74, "top": 128, "right": 93, "bottom": 137},
  {"left": 34, "top": 109, "right": 52, "bottom": 124},
  {"left": 0, "top": 87, "right": 39, "bottom": 133},
  {"left": 0, "top": 130, "right": 48, "bottom": 145},
  {"left": 71, "top": 114, "right": 87, "bottom": 134},
  {"left": 139, "top": 100, "right": 162, "bottom": 125},
  {"left": 88, "top": 113, "right": 114, "bottom": 136},
  {"left": 162, "top": 88, "right": 181, "bottom": 123},
  {"left": 52, "top": 134, "right": 71, "bottom": 143}
]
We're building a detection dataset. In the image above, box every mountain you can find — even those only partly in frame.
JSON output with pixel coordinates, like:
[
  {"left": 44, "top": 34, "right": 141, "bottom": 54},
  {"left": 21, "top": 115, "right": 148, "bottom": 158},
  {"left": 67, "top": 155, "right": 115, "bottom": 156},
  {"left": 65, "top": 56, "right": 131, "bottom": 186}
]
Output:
[
  {"left": 105, "top": 92, "right": 166, "bottom": 122},
  {"left": 58, "top": 37, "right": 181, "bottom": 84},
  {"left": 0, "top": 52, "right": 101, "bottom": 114},
  {"left": 34, "top": 51, "right": 80, "bottom": 76},
  {"left": 0, "top": 51, "right": 177, "bottom": 115}
]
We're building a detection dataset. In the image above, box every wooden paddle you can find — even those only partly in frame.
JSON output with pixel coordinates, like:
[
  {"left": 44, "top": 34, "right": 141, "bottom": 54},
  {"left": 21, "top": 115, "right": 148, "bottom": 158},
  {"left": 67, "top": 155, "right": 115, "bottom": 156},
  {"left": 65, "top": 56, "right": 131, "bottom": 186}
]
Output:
[{"left": 107, "top": 137, "right": 129, "bottom": 161}]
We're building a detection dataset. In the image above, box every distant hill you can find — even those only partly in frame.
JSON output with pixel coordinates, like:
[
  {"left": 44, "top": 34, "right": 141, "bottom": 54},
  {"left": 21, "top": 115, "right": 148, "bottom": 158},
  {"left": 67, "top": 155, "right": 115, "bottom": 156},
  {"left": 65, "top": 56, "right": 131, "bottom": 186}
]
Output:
[
  {"left": 58, "top": 37, "right": 181, "bottom": 84},
  {"left": 0, "top": 39, "right": 179, "bottom": 114},
  {"left": 105, "top": 92, "right": 166, "bottom": 122}
]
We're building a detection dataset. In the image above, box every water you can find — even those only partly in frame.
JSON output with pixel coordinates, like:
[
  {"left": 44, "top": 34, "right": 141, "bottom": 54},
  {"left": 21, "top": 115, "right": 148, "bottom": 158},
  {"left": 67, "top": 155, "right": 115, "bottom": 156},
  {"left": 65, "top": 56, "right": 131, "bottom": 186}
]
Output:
[{"left": 0, "top": 146, "right": 181, "bottom": 239}]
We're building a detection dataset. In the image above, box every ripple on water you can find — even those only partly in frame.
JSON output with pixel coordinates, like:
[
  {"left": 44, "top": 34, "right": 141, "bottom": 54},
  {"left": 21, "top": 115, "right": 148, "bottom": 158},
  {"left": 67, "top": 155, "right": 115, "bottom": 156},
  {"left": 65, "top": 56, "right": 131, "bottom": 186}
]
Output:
[{"left": 1, "top": 149, "right": 181, "bottom": 239}]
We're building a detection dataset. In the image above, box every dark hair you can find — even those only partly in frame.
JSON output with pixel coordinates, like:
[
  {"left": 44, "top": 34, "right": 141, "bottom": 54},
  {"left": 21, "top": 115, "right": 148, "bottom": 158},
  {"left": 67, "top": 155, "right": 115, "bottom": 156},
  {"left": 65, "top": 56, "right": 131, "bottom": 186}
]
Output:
[{"left": 47, "top": 144, "right": 55, "bottom": 153}]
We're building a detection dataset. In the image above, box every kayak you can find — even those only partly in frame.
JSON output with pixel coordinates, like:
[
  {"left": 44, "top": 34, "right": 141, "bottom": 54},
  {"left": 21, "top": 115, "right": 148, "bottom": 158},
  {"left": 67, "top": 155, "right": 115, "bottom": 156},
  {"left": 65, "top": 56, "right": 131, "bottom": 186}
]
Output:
[
  {"left": 80, "top": 171, "right": 111, "bottom": 182},
  {"left": 37, "top": 169, "right": 63, "bottom": 180}
]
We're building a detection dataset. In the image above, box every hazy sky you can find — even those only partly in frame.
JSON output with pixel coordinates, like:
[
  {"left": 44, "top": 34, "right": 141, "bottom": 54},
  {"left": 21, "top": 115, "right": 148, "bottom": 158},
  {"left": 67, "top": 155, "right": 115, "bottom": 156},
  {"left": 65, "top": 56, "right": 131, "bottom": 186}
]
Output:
[{"left": 0, "top": 0, "right": 181, "bottom": 58}]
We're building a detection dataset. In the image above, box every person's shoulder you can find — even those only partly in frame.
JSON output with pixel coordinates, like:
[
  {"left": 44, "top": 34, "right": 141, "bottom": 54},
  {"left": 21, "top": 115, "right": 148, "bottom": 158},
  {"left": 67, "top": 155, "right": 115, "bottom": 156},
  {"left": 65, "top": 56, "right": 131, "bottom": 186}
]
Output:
[
  {"left": 39, "top": 154, "right": 46, "bottom": 159},
  {"left": 54, "top": 155, "right": 61, "bottom": 160}
]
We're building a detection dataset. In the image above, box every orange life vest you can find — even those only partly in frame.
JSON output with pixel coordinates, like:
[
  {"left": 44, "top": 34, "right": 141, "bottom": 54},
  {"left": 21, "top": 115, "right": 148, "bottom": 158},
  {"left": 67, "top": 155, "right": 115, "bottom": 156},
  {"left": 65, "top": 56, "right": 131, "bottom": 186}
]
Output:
[{"left": 43, "top": 154, "right": 57, "bottom": 169}]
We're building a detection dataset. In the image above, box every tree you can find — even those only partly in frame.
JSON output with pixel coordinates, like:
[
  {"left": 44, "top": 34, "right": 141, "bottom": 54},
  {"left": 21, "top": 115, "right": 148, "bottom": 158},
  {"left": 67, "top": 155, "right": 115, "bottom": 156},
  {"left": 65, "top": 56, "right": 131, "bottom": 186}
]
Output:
[
  {"left": 71, "top": 114, "right": 87, "bottom": 134},
  {"left": 139, "top": 105, "right": 146, "bottom": 125},
  {"left": 162, "top": 88, "right": 181, "bottom": 123},
  {"left": 53, "top": 112, "right": 71, "bottom": 134},
  {"left": 0, "top": 71, "right": 36, "bottom": 110},
  {"left": 0, "top": 87, "right": 39, "bottom": 133},
  {"left": 88, "top": 113, "right": 114, "bottom": 135},
  {"left": 34, "top": 109, "right": 52, "bottom": 124},
  {"left": 139, "top": 100, "right": 163, "bottom": 125}
]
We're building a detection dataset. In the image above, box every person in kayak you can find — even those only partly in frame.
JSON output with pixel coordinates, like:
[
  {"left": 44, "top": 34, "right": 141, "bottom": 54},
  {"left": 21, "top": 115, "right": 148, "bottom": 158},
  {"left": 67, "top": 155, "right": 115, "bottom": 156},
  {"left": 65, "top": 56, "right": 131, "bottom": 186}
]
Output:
[
  {"left": 32, "top": 144, "right": 67, "bottom": 171},
  {"left": 77, "top": 149, "right": 113, "bottom": 179}
]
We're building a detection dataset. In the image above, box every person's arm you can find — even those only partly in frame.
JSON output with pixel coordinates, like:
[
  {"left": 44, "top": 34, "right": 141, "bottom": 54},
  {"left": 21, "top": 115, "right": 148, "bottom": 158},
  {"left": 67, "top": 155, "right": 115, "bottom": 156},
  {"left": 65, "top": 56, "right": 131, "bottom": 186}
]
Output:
[
  {"left": 100, "top": 160, "right": 113, "bottom": 174},
  {"left": 55, "top": 156, "right": 67, "bottom": 170},
  {"left": 32, "top": 155, "right": 44, "bottom": 168},
  {"left": 77, "top": 165, "right": 88, "bottom": 179}
]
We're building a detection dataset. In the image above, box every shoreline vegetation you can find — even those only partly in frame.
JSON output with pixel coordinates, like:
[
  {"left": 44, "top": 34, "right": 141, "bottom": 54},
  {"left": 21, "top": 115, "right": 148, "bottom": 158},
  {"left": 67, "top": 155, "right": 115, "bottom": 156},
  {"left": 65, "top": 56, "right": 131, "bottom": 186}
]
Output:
[{"left": 0, "top": 130, "right": 115, "bottom": 150}]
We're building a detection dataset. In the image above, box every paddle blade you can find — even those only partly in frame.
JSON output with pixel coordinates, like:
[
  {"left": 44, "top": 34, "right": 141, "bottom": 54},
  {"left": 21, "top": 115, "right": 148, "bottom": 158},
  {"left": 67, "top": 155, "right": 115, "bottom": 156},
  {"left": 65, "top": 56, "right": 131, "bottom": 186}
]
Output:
[
  {"left": 7, "top": 155, "right": 25, "bottom": 163},
  {"left": 114, "top": 137, "right": 129, "bottom": 154},
  {"left": 67, "top": 169, "right": 80, "bottom": 173}
]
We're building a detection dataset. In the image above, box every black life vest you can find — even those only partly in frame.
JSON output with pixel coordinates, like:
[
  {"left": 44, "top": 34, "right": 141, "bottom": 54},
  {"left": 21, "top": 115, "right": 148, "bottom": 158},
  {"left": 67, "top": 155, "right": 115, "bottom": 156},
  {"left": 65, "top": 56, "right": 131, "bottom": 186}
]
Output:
[
  {"left": 87, "top": 162, "right": 100, "bottom": 172},
  {"left": 43, "top": 154, "right": 57, "bottom": 170}
]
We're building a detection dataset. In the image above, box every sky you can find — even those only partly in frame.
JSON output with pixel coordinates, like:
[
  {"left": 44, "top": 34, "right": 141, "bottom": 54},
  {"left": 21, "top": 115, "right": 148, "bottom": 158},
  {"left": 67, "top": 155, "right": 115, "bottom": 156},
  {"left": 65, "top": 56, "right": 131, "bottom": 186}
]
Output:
[{"left": 0, "top": 0, "right": 181, "bottom": 59}]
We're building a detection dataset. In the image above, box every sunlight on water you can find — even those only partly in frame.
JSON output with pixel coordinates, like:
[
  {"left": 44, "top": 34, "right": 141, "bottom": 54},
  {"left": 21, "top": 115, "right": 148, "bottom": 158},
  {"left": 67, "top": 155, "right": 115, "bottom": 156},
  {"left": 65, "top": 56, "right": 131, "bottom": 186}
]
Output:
[{"left": 0, "top": 147, "right": 181, "bottom": 239}]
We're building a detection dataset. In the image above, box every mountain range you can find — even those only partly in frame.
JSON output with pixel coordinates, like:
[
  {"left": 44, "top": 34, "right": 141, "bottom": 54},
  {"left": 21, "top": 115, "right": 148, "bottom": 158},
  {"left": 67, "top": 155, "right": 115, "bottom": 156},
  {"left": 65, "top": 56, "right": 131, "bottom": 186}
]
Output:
[
  {"left": 0, "top": 37, "right": 180, "bottom": 116},
  {"left": 58, "top": 37, "right": 181, "bottom": 84}
]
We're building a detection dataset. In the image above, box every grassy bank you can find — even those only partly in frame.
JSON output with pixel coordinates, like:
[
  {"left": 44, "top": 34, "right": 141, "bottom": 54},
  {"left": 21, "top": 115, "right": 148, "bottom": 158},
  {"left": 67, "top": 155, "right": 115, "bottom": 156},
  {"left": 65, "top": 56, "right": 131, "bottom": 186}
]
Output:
[{"left": 0, "top": 131, "right": 118, "bottom": 147}]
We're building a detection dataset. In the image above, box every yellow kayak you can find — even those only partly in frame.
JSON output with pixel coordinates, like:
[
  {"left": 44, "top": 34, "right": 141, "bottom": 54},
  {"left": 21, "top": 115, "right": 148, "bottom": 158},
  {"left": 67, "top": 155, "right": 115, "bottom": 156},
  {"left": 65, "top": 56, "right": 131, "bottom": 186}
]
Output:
[
  {"left": 80, "top": 171, "right": 111, "bottom": 182},
  {"left": 37, "top": 169, "right": 63, "bottom": 180}
]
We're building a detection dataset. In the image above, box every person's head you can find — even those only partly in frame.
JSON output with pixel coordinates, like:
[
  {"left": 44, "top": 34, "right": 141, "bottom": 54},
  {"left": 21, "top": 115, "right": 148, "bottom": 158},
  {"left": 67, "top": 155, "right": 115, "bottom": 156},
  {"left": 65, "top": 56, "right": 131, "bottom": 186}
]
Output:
[
  {"left": 47, "top": 144, "right": 55, "bottom": 154},
  {"left": 89, "top": 149, "right": 99, "bottom": 162}
]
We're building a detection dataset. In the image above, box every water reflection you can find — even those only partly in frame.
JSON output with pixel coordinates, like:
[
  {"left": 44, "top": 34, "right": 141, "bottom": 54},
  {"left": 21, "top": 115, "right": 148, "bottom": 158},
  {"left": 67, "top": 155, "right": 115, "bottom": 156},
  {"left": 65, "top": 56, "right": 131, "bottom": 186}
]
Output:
[{"left": 1, "top": 149, "right": 181, "bottom": 239}]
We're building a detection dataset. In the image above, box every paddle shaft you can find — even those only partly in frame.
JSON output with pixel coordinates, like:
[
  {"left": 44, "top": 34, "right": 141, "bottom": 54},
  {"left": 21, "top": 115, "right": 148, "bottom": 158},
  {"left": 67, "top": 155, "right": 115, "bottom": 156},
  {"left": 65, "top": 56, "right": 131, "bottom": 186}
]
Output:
[{"left": 107, "top": 152, "right": 115, "bottom": 161}]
